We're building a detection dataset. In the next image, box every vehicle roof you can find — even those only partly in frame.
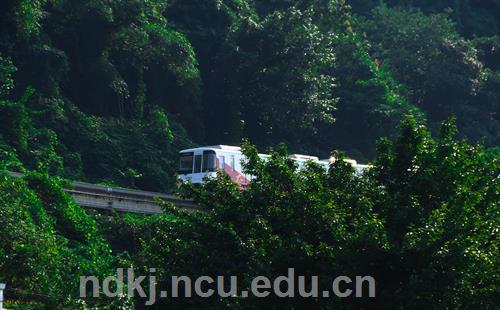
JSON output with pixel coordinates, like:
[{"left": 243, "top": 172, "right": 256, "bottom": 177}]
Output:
[{"left": 179, "top": 145, "right": 243, "bottom": 153}]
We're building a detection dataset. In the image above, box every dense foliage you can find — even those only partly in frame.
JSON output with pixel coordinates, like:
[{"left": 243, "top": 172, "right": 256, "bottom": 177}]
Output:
[
  {"left": 0, "top": 0, "right": 498, "bottom": 187},
  {"left": 0, "top": 0, "right": 499, "bottom": 308},
  {"left": 1, "top": 117, "right": 498, "bottom": 308},
  {"left": 0, "top": 167, "right": 128, "bottom": 308},
  {"left": 101, "top": 116, "right": 497, "bottom": 309},
  {"left": 3, "top": 116, "right": 488, "bottom": 309}
]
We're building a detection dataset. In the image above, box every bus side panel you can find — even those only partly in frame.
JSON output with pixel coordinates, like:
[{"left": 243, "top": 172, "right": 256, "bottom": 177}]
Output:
[{"left": 216, "top": 151, "right": 250, "bottom": 187}]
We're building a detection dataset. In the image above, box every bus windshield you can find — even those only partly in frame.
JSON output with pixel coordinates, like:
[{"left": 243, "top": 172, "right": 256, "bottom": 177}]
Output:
[
  {"left": 179, "top": 152, "right": 193, "bottom": 174},
  {"left": 203, "top": 150, "right": 216, "bottom": 172}
]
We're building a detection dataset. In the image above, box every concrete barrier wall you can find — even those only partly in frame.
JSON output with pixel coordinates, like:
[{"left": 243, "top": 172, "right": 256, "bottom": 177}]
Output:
[{"left": 7, "top": 171, "right": 204, "bottom": 214}]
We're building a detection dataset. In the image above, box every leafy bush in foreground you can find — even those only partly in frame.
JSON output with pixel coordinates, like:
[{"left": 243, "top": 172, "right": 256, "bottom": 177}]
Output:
[
  {"left": 0, "top": 168, "right": 124, "bottom": 308},
  {"left": 128, "top": 116, "right": 498, "bottom": 309}
]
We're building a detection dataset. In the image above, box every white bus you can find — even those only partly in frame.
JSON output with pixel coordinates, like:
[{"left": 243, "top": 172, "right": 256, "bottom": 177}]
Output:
[{"left": 177, "top": 145, "right": 368, "bottom": 187}]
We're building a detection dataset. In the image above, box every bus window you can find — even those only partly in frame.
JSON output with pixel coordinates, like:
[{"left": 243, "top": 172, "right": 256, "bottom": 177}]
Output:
[
  {"left": 220, "top": 156, "right": 225, "bottom": 171},
  {"left": 179, "top": 152, "right": 194, "bottom": 174},
  {"left": 203, "top": 151, "right": 216, "bottom": 172},
  {"left": 231, "top": 156, "right": 235, "bottom": 171},
  {"left": 194, "top": 155, "right": 202, "bottom": 173}
]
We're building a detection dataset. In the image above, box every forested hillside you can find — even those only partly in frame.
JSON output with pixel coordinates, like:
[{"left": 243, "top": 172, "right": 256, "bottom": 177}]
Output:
[
  {"left": 1, "top": 117, "right": 498, "bottom": 309},
  {"left": 0, "top": 1, "right": 499, "bottom": 308},
  {"left": 1, "top": 0, "right": 498, "bottom": 192}
]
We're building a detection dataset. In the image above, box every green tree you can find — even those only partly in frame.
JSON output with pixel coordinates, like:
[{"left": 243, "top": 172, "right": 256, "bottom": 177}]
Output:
[
  {"left": 0, "top": 1, "right": 200, "bottom": 192},
  {"left": 0, "top": 169, "right": 125, "bottom": 308},
  {"left": 133, "top": 143, "right": 385, "bottom": 309},
  {"left": 316, "top": 32, "right": 421, "bottom": 160},
  {"left": 219, "top": 7, "right": 338, "bottom": 150},
  {"left": 0, "top": 54, "right": 63, "bottom": 174},
  {"left": 358, "top": 5, "right": 498, "bottom": 147},
  {"left": 474, "top": 36, "right": 500, "bottom": 71},
  {"left": 359, "top": 5, "right": 482, "bottom": 117},
  {"left": 165, "top": 0, "right": 256, "bottom": 144},
  {"left": 368, "top": 115, "right": 499, "bottom": 307},
  {"left": 351, "top": 0, "right": 500, "bottom": 38},
  {"left": 128, "top": 116, "right": 498, "bottom": 309}
]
